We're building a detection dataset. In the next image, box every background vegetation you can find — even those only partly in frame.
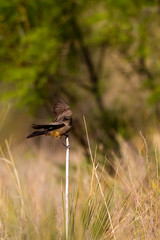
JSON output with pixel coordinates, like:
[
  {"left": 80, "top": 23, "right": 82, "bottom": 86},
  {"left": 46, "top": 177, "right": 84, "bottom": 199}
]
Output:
[{"left": 0, "top": 0, "right": 160, "bottom": 239}]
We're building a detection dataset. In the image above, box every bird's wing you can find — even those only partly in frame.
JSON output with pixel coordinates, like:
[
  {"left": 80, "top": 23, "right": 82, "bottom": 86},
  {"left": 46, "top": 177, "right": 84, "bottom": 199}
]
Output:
[
  {"left": 53, "top": 99, "right": 72, "bottom": 121},
  {"left": 32, "top": 122, "right": 65, "bottom": 130}
]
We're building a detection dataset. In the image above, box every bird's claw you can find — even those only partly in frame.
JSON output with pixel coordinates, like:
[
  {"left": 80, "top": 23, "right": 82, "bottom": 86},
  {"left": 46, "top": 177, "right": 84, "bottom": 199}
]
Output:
[{"left": 60, "top": 135, "right": 70, "bottom": 149}]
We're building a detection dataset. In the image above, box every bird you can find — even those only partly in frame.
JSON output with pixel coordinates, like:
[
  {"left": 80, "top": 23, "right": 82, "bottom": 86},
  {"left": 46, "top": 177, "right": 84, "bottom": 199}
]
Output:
[{"left": 26, "top": 99, "right": 72, "bottom": 144}]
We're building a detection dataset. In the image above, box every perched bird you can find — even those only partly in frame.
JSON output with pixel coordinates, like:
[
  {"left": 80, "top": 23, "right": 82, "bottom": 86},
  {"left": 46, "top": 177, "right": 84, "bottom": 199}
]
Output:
[{"left": 27, "top": 99, "right": 72, "bottom": 143}]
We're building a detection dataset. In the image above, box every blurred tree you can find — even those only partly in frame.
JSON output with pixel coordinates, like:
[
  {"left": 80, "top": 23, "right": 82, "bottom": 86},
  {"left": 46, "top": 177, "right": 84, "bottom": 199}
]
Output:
[{"left": 0, "top": 0, "right": 160, "bottom": 151}]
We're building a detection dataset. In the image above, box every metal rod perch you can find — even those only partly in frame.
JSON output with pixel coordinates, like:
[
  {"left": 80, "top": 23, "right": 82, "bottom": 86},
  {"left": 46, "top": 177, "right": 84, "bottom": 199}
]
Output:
[{"left": 65, "top": 136, "right": 69, "bottom": 240}]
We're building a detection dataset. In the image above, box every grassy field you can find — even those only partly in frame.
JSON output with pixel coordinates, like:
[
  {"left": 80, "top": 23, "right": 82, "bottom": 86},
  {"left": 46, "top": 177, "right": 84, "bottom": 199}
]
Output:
[{"left": 0, "top": 113, "right": 160, "bottom": 240}]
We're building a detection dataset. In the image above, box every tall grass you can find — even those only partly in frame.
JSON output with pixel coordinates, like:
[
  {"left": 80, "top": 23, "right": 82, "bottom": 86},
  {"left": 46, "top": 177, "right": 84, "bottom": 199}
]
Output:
[{"left": 0, "top": 118, "right": 160, "bottom": 239}]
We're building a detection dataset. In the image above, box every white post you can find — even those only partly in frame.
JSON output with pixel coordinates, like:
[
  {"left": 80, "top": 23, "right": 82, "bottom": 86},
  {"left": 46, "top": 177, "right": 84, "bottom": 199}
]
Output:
[{"left": 65, "top": 136, "right": 69, "bottom": 240}]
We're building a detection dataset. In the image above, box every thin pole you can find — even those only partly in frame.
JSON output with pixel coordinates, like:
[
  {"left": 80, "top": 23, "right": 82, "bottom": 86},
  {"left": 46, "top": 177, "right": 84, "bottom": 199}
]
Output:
[{"left": 65, "top": 136, "right": 69, "bottom": 240}]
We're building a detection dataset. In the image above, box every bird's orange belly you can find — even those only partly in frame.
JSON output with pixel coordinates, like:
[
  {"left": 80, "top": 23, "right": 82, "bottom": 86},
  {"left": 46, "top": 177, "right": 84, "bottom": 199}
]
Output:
[{"left": 50, "top": 130, "right": 62, "bottom": 138}]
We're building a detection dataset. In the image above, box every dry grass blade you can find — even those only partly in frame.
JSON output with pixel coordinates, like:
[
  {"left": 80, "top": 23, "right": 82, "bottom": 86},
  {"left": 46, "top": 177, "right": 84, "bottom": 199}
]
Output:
[
  {"left": 83, "top": 115, "right": 117, "bottom": 240},
  {"left": 140, "top": 131, "right": 151, "bottom": 187},
  {"left": 0, "top": 157, "right": 12, "bottom": 165},
  {"left": 4, "top": 139, "right": 25, "bottom": 219}
]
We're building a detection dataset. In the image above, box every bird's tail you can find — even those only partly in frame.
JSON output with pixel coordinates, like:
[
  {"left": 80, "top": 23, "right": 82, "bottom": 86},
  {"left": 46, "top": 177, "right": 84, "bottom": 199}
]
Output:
[{"left": 26, "top": 130, "right": 48, "bottom": 139}]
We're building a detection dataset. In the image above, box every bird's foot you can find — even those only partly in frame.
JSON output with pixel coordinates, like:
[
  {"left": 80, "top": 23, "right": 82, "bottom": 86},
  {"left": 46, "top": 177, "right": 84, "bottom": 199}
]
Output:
[{"left": 60, "top": 135, "right": 70, "bottom": 149}]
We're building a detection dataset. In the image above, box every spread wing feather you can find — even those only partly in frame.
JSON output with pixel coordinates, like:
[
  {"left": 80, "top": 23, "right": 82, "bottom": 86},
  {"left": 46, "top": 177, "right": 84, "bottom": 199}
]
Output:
[{"left": 53, "top": 99, "right": 72, "bottom": 121}]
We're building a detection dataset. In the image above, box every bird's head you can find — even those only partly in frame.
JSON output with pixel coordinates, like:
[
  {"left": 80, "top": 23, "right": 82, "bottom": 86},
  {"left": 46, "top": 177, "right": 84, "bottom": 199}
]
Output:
[{"left": 63, "top": 116, "right": 72, "bottom": 125}]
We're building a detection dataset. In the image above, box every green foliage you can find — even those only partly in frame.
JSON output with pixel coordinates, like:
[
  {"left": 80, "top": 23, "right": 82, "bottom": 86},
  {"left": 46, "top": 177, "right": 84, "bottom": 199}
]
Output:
[
  {"left": 148, "top": 84, "right": 160, "bottom": 104},
  {"left": 0, "top": 0, "right": 160, "bottom": 147}
]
